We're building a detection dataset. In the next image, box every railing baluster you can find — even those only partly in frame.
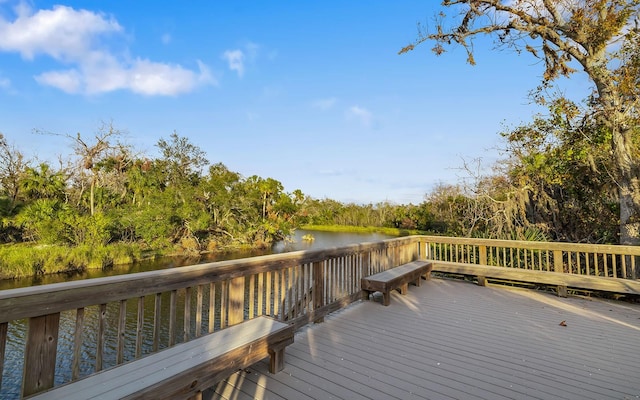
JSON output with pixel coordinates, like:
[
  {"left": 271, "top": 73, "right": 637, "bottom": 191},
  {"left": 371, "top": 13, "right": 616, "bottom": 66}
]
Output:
[
  {"left": 312, "top": 260, "right": 325, "bottom": 323},
  {"left": 169, "top": 290, "right": 177, "bottom": 346},
  {"left": 196, "top": 285, "right": 203, "bottom": 337},
  {"left": 72, "top": 308, "right": 84, "bottom": 381},
  {"left": 0, "top": 322, "right": 7, "bottom": 391},
  {"left": 96, "top": 303, "right": 106, "bottom": 372},
  {"left": 248, "top": 274, "right": 255, "bottom": 319},
  {"left": 265, "top": 272, "right": 272, "bottom": 317},
  {"left": 273, "top": 270, "right": 280, "bottom": 317},
  {"left": 209, "top": 282, "right": 216, "bottom": 332},
  {"left": 257, "top": 273, "right": 264, "bottom": 318},
  {"left": 136, "top": 296, "right": 144, "bottom": 358},
  {"left": 117, "top": 300, "right": 127, "bottom": 364},
  {"left": 153, "top": 293, "right": 161, "bottom": 351},
  {"left": 184, "top": 287, "right": 191, "bottom": 341},
  {"left": 221, "top": 280, "right": 228, "bottom": 328}
]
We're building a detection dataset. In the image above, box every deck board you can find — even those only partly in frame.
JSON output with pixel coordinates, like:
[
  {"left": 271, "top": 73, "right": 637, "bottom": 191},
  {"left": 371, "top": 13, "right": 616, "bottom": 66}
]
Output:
[{"left": 205, "top": 278, "right": 640, "bottom": 400}]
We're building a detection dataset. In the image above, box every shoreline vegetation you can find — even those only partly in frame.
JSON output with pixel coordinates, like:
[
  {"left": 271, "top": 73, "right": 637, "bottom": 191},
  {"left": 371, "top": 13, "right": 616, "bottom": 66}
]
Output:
[{"left": 0, "top": 225, "right": 412, "bottom": 281}]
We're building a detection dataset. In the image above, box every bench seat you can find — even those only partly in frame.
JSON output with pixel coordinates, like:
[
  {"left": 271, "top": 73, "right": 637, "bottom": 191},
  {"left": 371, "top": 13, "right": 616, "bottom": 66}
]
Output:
[
  {"left": 30, "top": 316, "right": 294, "bottom": 400},
  {"left": 361, "top": 260, "right": 433, "bottom": 306}
]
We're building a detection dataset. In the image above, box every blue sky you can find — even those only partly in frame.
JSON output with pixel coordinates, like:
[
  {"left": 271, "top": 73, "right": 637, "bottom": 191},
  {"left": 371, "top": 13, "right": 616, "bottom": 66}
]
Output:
[{"left": 0, "top": 1, "right": 592, "bottom": 204}]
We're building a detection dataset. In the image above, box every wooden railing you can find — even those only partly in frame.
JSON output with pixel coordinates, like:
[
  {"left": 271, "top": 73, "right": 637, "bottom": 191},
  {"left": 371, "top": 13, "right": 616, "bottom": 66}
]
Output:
[
  {"left": 2, "top": 235, "right": 640, "bottom": 398},
  {"left": 419, "top": 236, "right": 640, "bottom": 279},
  {"left": 0, "top": 236, "right": 420, "bottom": 399}
]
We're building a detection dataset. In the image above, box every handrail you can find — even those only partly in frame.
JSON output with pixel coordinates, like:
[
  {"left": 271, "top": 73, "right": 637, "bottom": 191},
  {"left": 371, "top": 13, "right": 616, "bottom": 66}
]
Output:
[
  {"left": 418, "top": 235, "right": 640, "bottom": 279},
  {"left": 1, "top": 234, "right": 639, "bottom": 398}
]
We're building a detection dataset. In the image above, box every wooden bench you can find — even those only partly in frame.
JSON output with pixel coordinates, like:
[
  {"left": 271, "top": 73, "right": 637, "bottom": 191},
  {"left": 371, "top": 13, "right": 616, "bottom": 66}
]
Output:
[
  {"left": 30, "top": 316, "right": 294, "bottom": 400},
  {"left": 429, "top": 260, "right": 640, "bottom": 298},
  {"left": 361, "top": 260, "right": 433, "bottom": 306}
]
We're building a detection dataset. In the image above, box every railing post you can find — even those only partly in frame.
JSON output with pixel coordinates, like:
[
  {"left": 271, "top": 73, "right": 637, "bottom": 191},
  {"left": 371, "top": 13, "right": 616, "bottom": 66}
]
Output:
[
  {"left": 361, "top": 251, "right": 371, "bottom": 279},
  {"left": 553, "top": 250, "right": 564, "bottom": 273},
  {"left": 22, "top": 313, "right": 60, "bottom": 397},
  {"left": 479, "top": 245, "right": 487, "bottom": 265},
  {"left": 228, "top": 276, "right": 245, "bottom": 326},
  {"left": 312, "top": 261, "right": 325, "bottom": 323}
]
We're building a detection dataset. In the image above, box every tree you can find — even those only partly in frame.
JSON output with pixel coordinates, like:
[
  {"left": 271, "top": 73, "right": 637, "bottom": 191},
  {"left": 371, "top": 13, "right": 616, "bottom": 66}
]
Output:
[
  {"left": 401, "top": 1, "right": 640, "bottom": 244},
  {"left": 38, "top": 122, "right": 125, "bottom": 216},
  {"left": 501, "top": 97, "right": 619, "bottom": 242},
  {"left": 156, "top": 131, "right": 209, "bottom": 189},
  {"left": 0, "top": 133, "right": 27, "bottom": 208}
]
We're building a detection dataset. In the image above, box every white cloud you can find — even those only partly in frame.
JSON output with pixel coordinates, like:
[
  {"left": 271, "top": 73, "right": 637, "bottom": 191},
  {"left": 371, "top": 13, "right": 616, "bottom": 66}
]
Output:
[
  {"left": 0, "top": 4, "right": 122, "bottom": 61},
  {"left": 346, "top": 105, "right": 373, "bottom": 127},
  {"left": 0, "top": 4, "right": 215, "bottom": 95},
  {"left": 222, "top": 42, "right": 261, "bottom": 78},
  {"left": 35, "top": 56, "right": 216, "bottom": 96},
  {"left": 312, "top": 97, "right": 337, "bottom": 110},
  {"left": 222, "top": 49, "right": 245, "bottom": 77}
]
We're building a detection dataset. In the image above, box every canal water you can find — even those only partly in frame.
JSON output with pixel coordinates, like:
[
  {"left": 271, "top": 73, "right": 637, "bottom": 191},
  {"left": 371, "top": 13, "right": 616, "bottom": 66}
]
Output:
[{"left": 0, "top": 229, "right": 395, "bottom": 399}]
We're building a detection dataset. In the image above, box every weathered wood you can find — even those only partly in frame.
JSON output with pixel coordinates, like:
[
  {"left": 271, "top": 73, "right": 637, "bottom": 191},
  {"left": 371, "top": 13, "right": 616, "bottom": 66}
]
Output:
[
  {"left": 117, "top": 299, "right": 127, "bottom": 364},
  {"left": 29, "top": 316, "right": 294, "bottom": 400},
  {"left": 361, "top": 261, "right": 433, "bottom": 306},
  {"left": 228, "top": 276, "right": 244, "bottom": 326},
  {"left": 208, "top": 282, "right": 215, "bottom": 333},
  {"left": 153, "top": 293, "right": 161, "bottom": 351},
  {"left": 221, "top": 280, "right": 228, "bottom": 328},
  {"left": 430, "top": 260, "right": 640, "bottom": 296},
  {"left": 96, "top": 303, "right": 107, "bottom": 372},
  {"left": 169, "top": 290, "right": 177, "bottom": 346},
  {"left": 22, "top": 313, "right": 60, "bottom": 397},
  {"left": 196, "top": 285, "right": 203, "bottom": 337},
  {"left": 0, "top": 322, "right": 7, "bottom": 390},
  {"left": 257, "top": 273, "right": 264, "bottom": 317},
  {"left": 265, "top": 271, "right": 272, "bottom": 316},
  {"left": 136, "top": 296, "right": 144, "bottom": 358},
  {"left": 312, "top": 261, "right": 325, "bottom": 323},
  {"left": 184, "top": 287, "right": 192, "bottom": 342},
  {"left": 248, "top": 274, "right": 255, "bottom": 319},
  {"left": 71, "top": 308, "right": 84, "bottom": 380}
]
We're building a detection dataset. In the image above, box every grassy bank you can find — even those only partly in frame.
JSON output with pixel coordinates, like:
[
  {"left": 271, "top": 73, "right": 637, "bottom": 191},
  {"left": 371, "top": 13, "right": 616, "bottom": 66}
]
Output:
[
  {"left": 0, "top": 243, "right": 151, "bottom": 280},
  {"left": 301, "top": 224, "right": 425, "bottom": 236}
]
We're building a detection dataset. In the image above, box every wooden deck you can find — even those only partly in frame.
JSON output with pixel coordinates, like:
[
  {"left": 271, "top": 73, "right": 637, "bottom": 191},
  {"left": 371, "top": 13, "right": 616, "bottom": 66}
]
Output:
[{"left": 205, "top": 278, "right": 640, "bottom": 400}]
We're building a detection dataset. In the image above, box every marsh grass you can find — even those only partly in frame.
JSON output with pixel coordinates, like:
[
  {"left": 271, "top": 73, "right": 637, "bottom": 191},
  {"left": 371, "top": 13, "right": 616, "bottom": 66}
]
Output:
[
  {"left": 301, "top": 224, "right": 425, "bottom": 236},
  {"left": 0, "top": 243, "right": 146, "bottom": 279}
]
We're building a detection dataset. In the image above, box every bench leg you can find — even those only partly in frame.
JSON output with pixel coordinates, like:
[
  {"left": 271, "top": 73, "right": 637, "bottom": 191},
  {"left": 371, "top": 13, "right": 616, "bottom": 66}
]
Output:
[
  {"left": 557, "top": 285, "right": 568, "bottom": 298},
  {"left": 414, "top": 276, "right": 422, "bottom": 287},
  {"left": 382, "top": 291, "right": 391, "bottom": 306},
  {"left": 268, "top": 347, "right": 286, "bottom": 373},
  {"left": 399, "top": 283, "right": 408, "bottom": 295},
  {"left": 423, "top": 267, "right": 432, "bottom": 281},
  {"left": 478, "top": 276, "right": 487, "bottom": 287},
  {"left": 361, "top": 290, "right": 371, "bottom": 301}
]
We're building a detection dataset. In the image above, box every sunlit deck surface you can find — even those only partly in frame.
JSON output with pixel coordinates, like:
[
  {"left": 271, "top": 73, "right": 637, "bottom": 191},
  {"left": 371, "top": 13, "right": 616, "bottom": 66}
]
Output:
[{"left": 205, "top": 278, "right": 640, "bottom": 400}]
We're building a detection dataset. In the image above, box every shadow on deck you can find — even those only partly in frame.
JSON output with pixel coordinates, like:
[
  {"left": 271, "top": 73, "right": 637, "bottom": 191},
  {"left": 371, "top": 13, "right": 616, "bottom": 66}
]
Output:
[{"left": 206, "top": 278, "right": 640, "bottom": 400}]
